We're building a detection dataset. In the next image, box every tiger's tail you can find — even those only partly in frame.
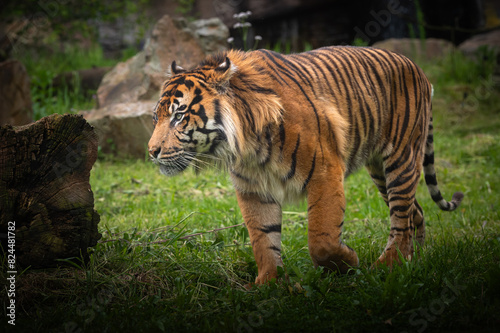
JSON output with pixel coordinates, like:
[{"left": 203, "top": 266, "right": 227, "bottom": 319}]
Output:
[{"left": 423, "top": 113, "right": 464, "bottom": 211}]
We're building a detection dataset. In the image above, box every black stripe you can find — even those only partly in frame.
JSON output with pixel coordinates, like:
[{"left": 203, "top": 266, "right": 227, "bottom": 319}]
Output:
[
  {"left": 283, "top": 134, "right": 300, "bottom": 180},
  {"left": 302, "top": 151, "right": 316, "bottom": 190},
  {"left": 259, "top": 197, "right": 278, "bottom": 205},
  {"left": 169, "top": 76, "right": 186, "bottom": 86},
  {"left": 231, "top": 171, "right": 252, "bottom": 183},
  {"left": 345, "top": 244, "right": 355, "bottom": 252},
  {"left": 370, "top": 174, "right": 385, "bottom": 181},
  {"left": 431, "top": 191, "right": 443, "bottom": 202},
  {"left": 235, "top": 95, "right": 256, "bottom": 132},
  {"left": 387, "top": 168, "right": 415, "bottom": 193},
  {"left": 279, "top": 122, "right": 286, "bottom": 155},
  {"left": 388, "top": 195, "right": 409, "bottom": 202},
  {"left": 414, "top": 200, "right": 424, "bottom": 216},
  {"left": 261, "top": 126, "right": 273, "bottom": 166},
  {"left": 269, "top": 245, "right": 281, "bottom": 253},
  {"left": 423, "top": 153, "right": 434, "bottom": 167},
  {"left": 213, "top": 99, "right": 222, "bottom": 125},
  {"left": 385, "top": 144, "right": 413, "bottom": 175},
  {"left": 175, "top": 134, "right": 191, "bottom": 144},
  {"left": 386, "top": 158, "right": 417, "bottom": 189},
  {"left": 391, "top": 175, "right": 420, "bottom": 195},
  {"left": 390, "top": 226, "right": 411, "bottom": 232},
  {"left": 307, "top": 194, "right": 323, "bottom": 213},
  {"left": 189, "top": 94, "right": 202, "bottom": 110},
  {"left": 425, "top": 174, "right": 438, "bottom": 186},
  {"left": 390, "top": 205, "right": 410, "bottom": 215},
  {"left": 259, "top": 224, "right": 282, "bottom": 233}
]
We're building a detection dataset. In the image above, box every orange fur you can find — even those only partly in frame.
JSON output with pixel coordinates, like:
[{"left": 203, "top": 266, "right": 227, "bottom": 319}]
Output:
[{"left": 148, "top": 46, "right": 463, "bottom": 284}]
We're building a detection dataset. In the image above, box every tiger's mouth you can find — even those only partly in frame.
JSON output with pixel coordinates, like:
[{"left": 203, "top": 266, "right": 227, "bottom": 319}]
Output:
[{"left": 155, "top": 154, "right": 194, "bottom": 176}]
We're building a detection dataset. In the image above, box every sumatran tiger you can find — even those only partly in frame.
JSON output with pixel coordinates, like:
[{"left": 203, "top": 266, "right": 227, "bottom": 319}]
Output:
[{"left": 148, "top": 46, "right": 463, "bottom": 285}]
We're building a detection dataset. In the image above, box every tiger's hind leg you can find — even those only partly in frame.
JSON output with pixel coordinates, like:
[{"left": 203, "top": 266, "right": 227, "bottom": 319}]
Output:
[
  {"left": 366, "top": 156, "right": 389, "bottom": 206},
  {"left": 376, "top": 149, "right": 423, "bottom": 267},
  {"left": 413, "top": 198, "right": 425, "bottom": 248}
]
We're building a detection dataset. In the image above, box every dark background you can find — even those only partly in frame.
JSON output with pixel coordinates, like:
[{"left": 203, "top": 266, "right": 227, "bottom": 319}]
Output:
[{"left": 1, "top": 0, "right": 500, "bottom": 59}]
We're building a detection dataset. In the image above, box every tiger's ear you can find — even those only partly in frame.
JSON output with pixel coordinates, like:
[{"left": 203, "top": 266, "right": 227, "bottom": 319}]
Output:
[
  {"left": 168, "top": 61, "right": 186, "bottom": 77},
  {"left": 210, "top": 57, "right": 237, "bottom": 93}
]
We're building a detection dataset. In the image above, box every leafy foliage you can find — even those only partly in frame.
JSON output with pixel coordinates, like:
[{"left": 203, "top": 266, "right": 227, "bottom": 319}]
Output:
[
  {"left": 1, "top": 0, "right": 151, "bottom": 30},
  {"left": 14, "top": 44, "right": 121, "bottom": 120}
]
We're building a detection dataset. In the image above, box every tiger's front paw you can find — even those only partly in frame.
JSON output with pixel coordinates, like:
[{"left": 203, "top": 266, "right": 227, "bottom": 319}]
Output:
[
  {"left": 244, "top": 269, "right": 289, "bottom": 290},
  {"left": 310, "top": 243, "right": 359, "bottom": 274},
  {"left": 374, "top": 246, "right": 413, "bottom": 268}
]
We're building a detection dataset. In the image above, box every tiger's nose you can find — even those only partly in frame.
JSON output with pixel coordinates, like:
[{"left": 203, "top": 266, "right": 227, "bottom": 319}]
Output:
[{"left": 149, "top": 146, "right": 161, "bottom": 159}]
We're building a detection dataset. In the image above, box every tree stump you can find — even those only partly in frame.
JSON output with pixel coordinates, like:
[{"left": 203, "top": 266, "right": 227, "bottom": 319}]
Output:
[{"left": 0, "top": 114, "right": 101, "bottom": 268}]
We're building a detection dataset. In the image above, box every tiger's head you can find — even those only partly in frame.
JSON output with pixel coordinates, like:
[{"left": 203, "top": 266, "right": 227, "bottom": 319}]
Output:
[
  {"left": 149, "top": 51, "right": 283, "bottom": 176},
  {"left": 148, "top": 56, "right": 238, "bottom": 176}
]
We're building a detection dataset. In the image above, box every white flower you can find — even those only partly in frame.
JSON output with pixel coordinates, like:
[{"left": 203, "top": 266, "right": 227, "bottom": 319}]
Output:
[
  {"left": 242, "top": 22, "right": 252, "bottom": 28},
  {"left": 237, "top": 11, "right": 252, "bottom": 20},
  {"left": 254, "top": 35, "right": 262, "bottom": 41},
  {"left": 233, "top": 22, "right": 242, "bottom": 29},
  {"left": 227, "top": 37, "right": 234, "bottom": 43}
]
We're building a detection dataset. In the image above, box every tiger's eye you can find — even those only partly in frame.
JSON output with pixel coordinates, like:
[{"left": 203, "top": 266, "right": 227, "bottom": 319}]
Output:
[{"left": 175, "top": 113, "right": 183, "bottom": 120}]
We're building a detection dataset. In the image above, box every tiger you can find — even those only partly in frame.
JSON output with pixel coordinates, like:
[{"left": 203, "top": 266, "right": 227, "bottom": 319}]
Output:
[{"left": 148, "top": 46, "right": 464, "bottom": 285}]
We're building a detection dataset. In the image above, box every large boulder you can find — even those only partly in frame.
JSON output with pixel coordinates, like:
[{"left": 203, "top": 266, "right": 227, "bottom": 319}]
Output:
[
  {"left": 372, "top": 38, "right": 455, "bottom": 61},
  {"left": 97, "top": 15, "right": 228, "bottom": 108},
  {"left": 87, "top": 15, "right": 229, "bottom": 158},
  {"left": 84, "top": 101, "right": 156, "bottom": 158},
  {"left": 0, "top": 60, "right": 33, "bottom": 126},
  {"left": 458, "top": 29, "right": 500, "bottom": 70},
  {"left": 189, "top": 17, "right": 231, "bottom": 54}
]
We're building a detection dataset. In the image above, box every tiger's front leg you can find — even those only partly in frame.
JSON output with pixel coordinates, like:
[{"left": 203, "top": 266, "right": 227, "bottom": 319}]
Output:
[
  {"left": 236, "top": 191, "right": 283, "bottom": 285},
  {"left": 306, "top": 165, "right": 359, "bottom": 274}
]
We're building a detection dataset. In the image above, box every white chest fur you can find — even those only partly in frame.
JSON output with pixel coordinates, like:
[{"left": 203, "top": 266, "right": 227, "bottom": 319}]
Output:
[{"left": 230, "top": 158, "right": 306, "bottom": 204}]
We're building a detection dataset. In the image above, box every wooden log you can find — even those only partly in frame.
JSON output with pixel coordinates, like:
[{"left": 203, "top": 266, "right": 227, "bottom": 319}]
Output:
[{"left": 0, "top": 114, "right": 101, "bottom": 268}]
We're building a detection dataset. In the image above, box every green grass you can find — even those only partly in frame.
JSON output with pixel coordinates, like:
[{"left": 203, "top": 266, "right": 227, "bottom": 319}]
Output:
[{"left": 2, "top": 48, "right": 500, "bottom": 332}]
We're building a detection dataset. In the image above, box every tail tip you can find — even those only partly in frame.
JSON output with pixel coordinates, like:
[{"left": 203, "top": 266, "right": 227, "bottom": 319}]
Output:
[{"left": 452, "top": 191, "right": 464, "bottom": 206}]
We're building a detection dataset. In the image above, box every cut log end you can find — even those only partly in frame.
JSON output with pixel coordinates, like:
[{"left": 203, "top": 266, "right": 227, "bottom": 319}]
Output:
[{"left": 1, "top": 114, "right": 101, "bottom": 268}]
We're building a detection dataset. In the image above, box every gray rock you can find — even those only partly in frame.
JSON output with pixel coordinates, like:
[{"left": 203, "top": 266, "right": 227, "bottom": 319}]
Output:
[
  {"left": 458, "top": 29, "right": 500, "bottom": 67},
  {"left": 190, "top": 17, "right": 230, "bottom": 54},
  {"left": 84, "top": 101, "right": 156, "bottom": 159}
]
